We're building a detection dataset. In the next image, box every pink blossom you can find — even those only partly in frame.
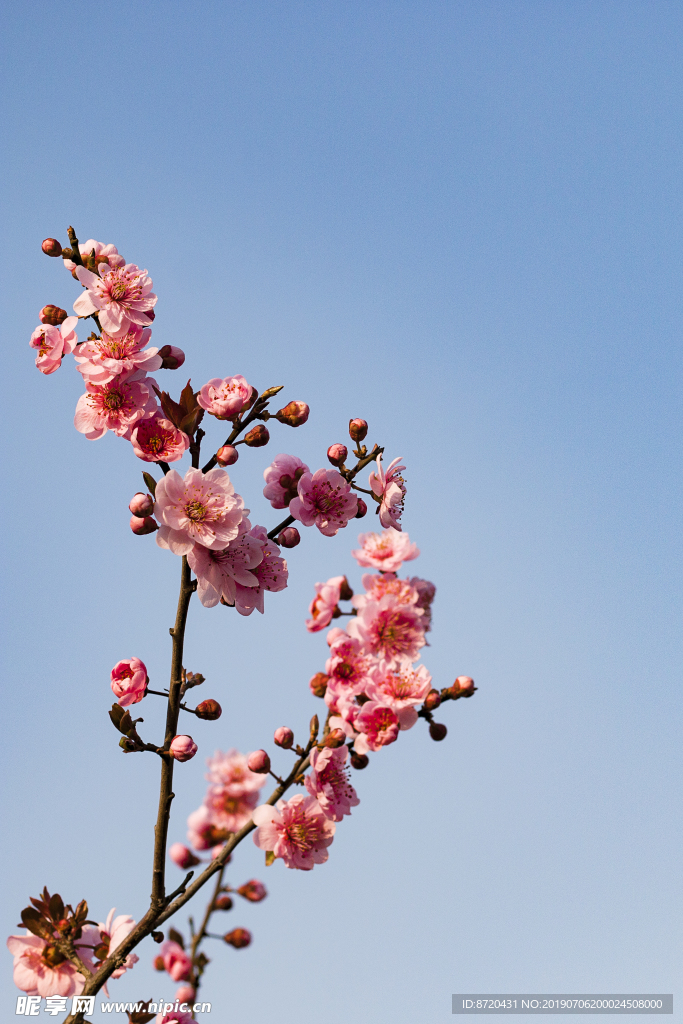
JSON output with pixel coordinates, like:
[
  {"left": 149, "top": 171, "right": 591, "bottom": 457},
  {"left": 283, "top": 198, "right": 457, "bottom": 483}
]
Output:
[
  {"left": 159, "top": 940, "right": 192, "bottom": 982},
  {"left": 233, "top": 525, "right": 288, "bottom": 616},
  {"left": 110, "top": 657, "right": 147, "bottom": 707},
  {"left": 206, "top": 749, "right": 267, "bottom": 794},
  {"left": 365, "top": 661, "right": 432, "bottom": 729},
  {"left": 200, "top": 748, "right": 268, "bottom": 834},
  {"left": 354, "top": 701, "right": 400, "bottom": 753},
  {"left": 289, "top": 468, "right": 358, "bottom": 536},
  {"left": 73, "top": 262, "right": 157, "bottom": 337},
  {"left": 156, "top": 1011, "right": 194, "bottom": 1024},
  {"left": 74, "top": 326, "right": 162, "bottom": 385},
  {"left": 348, "top": 594, "right": 426, "bottom": 665},
  {"left": 188, "top": 520, "right": 264, "bottom": 608},
  {"left": 197, "top": 376, "right": 251, "bottom": 419},
  {"left": 63, "top": 239, "right": 123, "bottom": 273},
  {"left": 252, "top": 794, "right": 335, "bottom": 870},
  {"left": 326, "top": 626, "right": 346, "bottom": 647},
  {"left": 186, "top": 805, "right": 232, "bottom": 851},
  {"left": 170, "top": 735, "right": 198, "bottom": 762},
  {"left": 74, "top": 370, "right": 158, "bottom": 440},
  {"left": 246, "top": 749, "right": 270, "bottom": 774},
  {"left": 353, "top": 573, "right": 420, "bottom": 612},
  {"left": 305, "top": 575, "right": 345, "bottom": 632},
  {"left": 169, "top": 843, "right": 200, "bottom": 869},
  {"left": 131, "top": 414, "right": 190, "bottom": 463},
  {"left": 369, "top": 455, "right": 407, "bottom": 530},
  {"left": 408, "top": 576, "right": 436, "bottom": 632},
  {"left": 263, "top": 453, "right": 310, "bottom": 509},
  {"left": 6, "top": 932, "right": 96, "bottom": 998},
  {"left": 274, "top": 727, "right": 293, "bottom": 748},
  {"left": 29, "top": 319, "right": 78, "bottom": 375},
  {"left": 175, "top": 984, "right": 196, "bottom": 1004},
  {"left": 352, "top": 530, "right": 419, "bottom": 572},
  {"left": 305, "top": 746, "right": 359, "bottom": 821},
  {"left": 154, "top": 466, "right": 246, "bottom": 555},
  {"left": 97, "top": 909, "right": 138, "bottom": 979},
  {"left": 324, "top": 633, "right": 377, "bottom": 706}
]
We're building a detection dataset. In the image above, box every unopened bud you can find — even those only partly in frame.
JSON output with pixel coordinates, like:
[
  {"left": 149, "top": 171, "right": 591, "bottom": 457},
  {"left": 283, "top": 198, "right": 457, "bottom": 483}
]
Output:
[
  {"left": 277, "top": 526, "right": 300, "bottom": 548},
  {"left": 154, "top": 956, "right": 165, "bottom": 971},
  {"left": 355, "top": 498, "right": 368, "bottom": 518},
  {"left": 423, "top": 689, "right": 441, "bottom": 712},
  {"left": 39, "top": 304, "right": 68, "bottom": 325},
  {"left": 274, "top": 727, "right": 294, "bottom": 749},
  {"left": 129, "top": 492, "right": 154, "bottom": 517},
  {"left": 348, "top": 418, "right": 368, "bottom": 442},
  {"left": 275, "top": 400, "right": 310, "bottom": 427},
  {"left": 157, "top": 344, "right": 185, "bottom": 370},
  {"left": 175, "top": 986, "right": 196, "bottom": 1005},
  {"left": 350, "top": 751, "right": 369, "bottom": 770},
  {"left": 237, "top": 879, "right": 267, "bottom": 902},
  {"left": 195, "top": 699, "right": 222, "bottom": 720},
  {"left": 42, "top": 238, "right": 63, "bottom": 257},
  {"left": 169, "top": 734, "right": 198, "bottom": 761},
  {"left": 323, "top": 728, "right": 346, "bottom": 748},
  {"left": 216, "top": 445, "right": 239, "bottom": 466},
  {"left": 130, "top": 514, "right": 158, "bottom": 535},
  {"left": 214, "top": 895, "right": 233, "bottom": 911},
  {"left": 244, "top": 424, "right": 270, "bottom": 447},
  {"left": 429, "top": 722, "right": 448, "bottom": 741},
  {"left": 169, "top": 843, "right": 200, "bottom": 869},
  {"left": 247, "top": 749, "right": 270, "bottom": 774},
  {"left": 224, "top": 928, "right": 251, "bottom": 949},
  {"left": 339, "top": 577, "right": 353, "bottom": 601},
  {"left": 453, "top": 675, "right": 476, "bottom": 697},
  {"left": 309, "top": 714, "right": 319, "bottom": 740},
  {"left": 309, "top": 672, "right": 328, "bottom": 698},
  {"left": 327, "top": 443, "right": 348, "bottom": 466}
]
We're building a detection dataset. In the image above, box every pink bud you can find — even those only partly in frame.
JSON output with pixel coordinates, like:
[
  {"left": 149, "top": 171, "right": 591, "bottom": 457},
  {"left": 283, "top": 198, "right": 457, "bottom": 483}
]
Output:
[
  {"left": 429, "top": 722, "right": 447, "bottom": 741},
  {"left": 423, "top": 689, "right": 441, "bottom": 712},
  {"left": 169, "top": 735, "right": 198, "bottom": 762},
  {"left": 214, "top": 894, "right": 233, "bottom": 910},
  {"left": 176, "top": 985, "right": 196, "bottom": 1004},
  {"left": 237, "top": 880, "right": 267, "bottom": 902},
  {"left": 275, "top": 400, "right": 310, "bottom": 427},
  {"left": 322, "top": 728, "right": 346, "bottom": 748},
  {"left": 327, "top": 443, "right": 348, "bottom": 466},
  {"left": 309, "top": 672, "right": 329, "bottom": 698},
  {"left": 42, "top": 238, "right": 63, "bottom": 257},
  {"left": 244, "top": 424, "right": 270, "bottom": 447},
  {"left": 348, "top": 418, "right": 368, "bottom": 442},
  {"left": 354, "top": 498, "right": 368, "bottom": 518},
  {"left": 39, "top": 304, "right": 68, "bottom": 325},
  {"left": 216, "top": 445, "right": 239, "bottom": 467},
  {"left": 454, "top": 675, "right": 476, "bottom": 697},
  {"left": 224, "top": 928, "right": 251, "bottom": 949},
  {"left": 247, "top": 749, "right": 270, "bottom": 774},
  {"left": 350, "top": 751, "right": 369, "bottom": 770},
  {"left": 157, "top": 344, "right": 186, "bottom": 370},
  {"left": 129, "top": 492, "right": 154, "bottom": 517},
  {"left": 130, "top": 514, "right": 158, "bottom": 535},
  {"left": 277, "top": 526, "right": 300, "bottom": 548},
  {"left": 274, "top": 727, "right": 293, "bottom": 749},
  {"left": 195, "top": 699, "right": 222, "bottom": 720},
  {"left": 169, "top": 843, "right": 200, "bottom": 869}
]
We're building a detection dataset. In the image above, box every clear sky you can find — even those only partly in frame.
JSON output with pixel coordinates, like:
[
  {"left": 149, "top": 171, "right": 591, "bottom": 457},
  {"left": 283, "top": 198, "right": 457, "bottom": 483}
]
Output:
[{"left": 1, "top": 2, "right": 681, "bottom": 1022}]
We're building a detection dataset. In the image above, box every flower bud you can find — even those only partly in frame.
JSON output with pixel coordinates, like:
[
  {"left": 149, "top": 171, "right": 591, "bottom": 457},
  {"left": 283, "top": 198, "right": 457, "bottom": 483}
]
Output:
[
  {"left": 244, "top": 424, "right": 270, "bottom": 447},
  {"left": 275, "top": 401, "right": 310, "bottom": 427},
  {"left": 224, "top": 928, "right": 251, "bottom": 949},
  {"left": 237, "top": 880, "right": 267, "bottom": 902},
  {"left": 348, "top": 418, "right": 368, "bottom": 442},
  {"left": 216, "top": 445, "right": 239, "bottom": 467},
  {"left": 214, "top": 894, "right": 233, "bottom": 911},
  {"left": 169, "top": 843, "right": 200, "bottom": 869},
  {"left": 429, "top": 722, "right": 447, "bottom": 742},
  {"left": 350, "top": 751, "right": 369, "bottom": 770},
  {"left": 154, "top": 956, "right": 166, "bottom": 971},
  {"left": 274, "top": 727, "right": 293, "bottom": 749},
  {"left": 339, "top": 577, "right": 354, "bottom": 601},
  {"left": 277, "top": 526, "right": 300, "bottom": 548},
  {"left": 129, "top": 492, "right": 154, "bottom": 517},
  {"left": 453, "top": 675, "right": 476, "bottom": 697},
  {"left": 195, "top": 699, "right": 222, "bottom": 720},
  {"left": 309, "top": 672, "right": 329, "bottom": 698},
  {"left": 130, "top": 514, "right": 159, "bottom": 535},
  {"left": 247, "top": 749, "right": 270, "bottom": 774},
  {"left": 42, "top": 238, "right": 63, "bottom": 257},
  {"left": 169, "top": 735, "right": 198, "bottom": 762},
  {"left": 423, "top": 689, "right": 441, "bottom": 712},
  {"left": 327, "top": 443, "right": 348, "bottom": 466},
  {"left": 322, "top": 728, "right": 346, "bottom": 748},
  {"left": 157, "top": 344, "right": 185, "bottom": 370},
  {"left": 176, "top": 985, "right": 196, "bottom": 1005},
  {"left": 39, "top": 304, "right": 68, "bottom": 325}
]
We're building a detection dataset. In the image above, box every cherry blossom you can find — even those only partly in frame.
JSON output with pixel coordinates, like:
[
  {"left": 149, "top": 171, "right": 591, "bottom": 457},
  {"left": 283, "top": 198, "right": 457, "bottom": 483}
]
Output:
[
  {"left": 130, "top": 413, "right": 190, "bottom": 463},
  {"left": 289, "top": 468, "right": 358, "bottom": 536},
  {"left": 170, "top": 735, "right": 198, "bottom": 761},
  {"left": 63, "top": 240, "right": 123, "bottom": 274},
  {"left": 74, "top": 370, "right": 159, "bottom": 441},
  {"left": 188, "top": 520, "right": 264, "bottom": 608},
  {"left": 110, "top": 657, "right": 148, "bottom": 707},
  {"left": 159, "top": 940, "right": 192, "bottom": 982},
  {"left": 305, "top": 575, "right": 345, "bottom": 632},
  {"left": 252, "top": 794, "right": 336, "bottom": 870},
  {"left": 73, "top": 262, "right": 157, "bottom": 338},
  {"left": 96, "top": 909, "right": 138, "bottom": 979},
  {"left": 324, "top": 633, "right": 377, "bottom": 706},
  {"left": 186, "top": 805, "right": 232, "bottom": 851},
  {"left": 365, "top": 660, "right": 432, "bottom": 729},
  {"left": 305, "top": 746, "right": 359, "bottom": 821},
  {"left": 169, "top": 844, "right": 200, "bottom": 869},
  {"left": 348, "top": 594, "right": 426, "bottom": 665},
  {"left": 351, "top": 530, "right": 419, "bottom": 572},
  {"left": 353, "top": 573, "right": 420, "bottom": 612},
  {"left": 354, "top": 701, "right": 400, "bottom": 753},
  {"left": 263, "top": 453, "right": 310, "bottom": 509},
  {"left": 154, "top": 467, "right": 246, "bottom": 555},
  {"left": 29, "top": 319, "right": 78, "bottom": 375},
  {"left": 6, "top": 932, "right": 96, "bottom": 998},
  {"left": 74, "top": 326, "right": 162, "bottom": 385},
  {"left": 197, "top": 375, "right": 251, "bottom": 419},
  {"left": 369, "top": 455, "right": 407, "bottom": 530},
  {"left": 195, "top": 748, "right": 268, "bottom": 836},
  {"left": 233, "top": 525, "right": 288, "bottom": 616}
]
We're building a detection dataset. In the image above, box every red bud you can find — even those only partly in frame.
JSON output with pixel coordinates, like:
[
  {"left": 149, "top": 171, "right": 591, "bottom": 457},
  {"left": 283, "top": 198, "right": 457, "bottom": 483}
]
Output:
[
  {"left": 275, "top": 401, "right": 309, "bottom": 427},
  {"left": 355, "top": 498, "right": 368, "bottom": 518},
  {"left": 40, "top": 305, "right": 68, "bottom": 326},
  {"left": 195, "top": 699, "right": 222, "bottom": 720},
  {"left": 423, "top": 689, "right": 441, "bottom": 712},
  {"left": 214, "top": 895, "right": 233, "bottom": 911},
  {"left": 350, "top": 751, "right": 369, "bottom": 770},
  {"left": 327, "top": 443, "right": 348, "bottom": 466},
  {"left": 216, "top": 445, "right": 239, "bottom": 466},
  {"left": 224, "top": 928, "right": 251, "bottom": 949},
  {"left": 42, "top": 238, "right": 63, "bottom": 257},
  {"left": 247, "top": 749, "right": 270, "bottom": 773},
  {"left": 429, "top": 722, "right": 447, "bottom": 741},
  {"left": 244, "top": 424, "right": 270, "bottom": 447},
  {"left": 277, "top": 526, "right": 300, "bottom": 548},
  {"left": 130, "top": 515, "right": 158, "bottom": 535},
  {"left": 349, "top": 418, "right": 368, "bottom": 442},
  {"left": 309, "top": 672, "right": 329, "bottom": 698}
]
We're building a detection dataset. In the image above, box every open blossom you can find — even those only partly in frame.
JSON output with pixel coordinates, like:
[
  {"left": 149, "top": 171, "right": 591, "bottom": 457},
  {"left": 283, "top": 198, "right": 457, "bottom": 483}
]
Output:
[
  {"left": 155, "top": 466, "right": 245, "bottom": 555},
  {"left": 186, "top": 805, "right": 231, "bottom": 851},
  {"left": 354, "top": 701, "right": 400, "bottom": 753},
  {"left": 263, "top": 453, "right": 310, "bottom": 509},
  {"left": 197, "top": 748, "right": 268, "bottom": 835},
  {"left": 74, "top": 370, "right": 159, "bottom": 440},
  {"left": 159, "top": 940, "right": 192, "bottom": 982},
  {"left": 352, "top": 530, "right": 419, "bottom": 572},
  {"left": 324, "top": 633, "right": 377, "bottom": 706},
  {"left": 252, "top": 794, "right": 336, "bottom": 870},
  {"left": 305, "top": 746, "right": 359, "bottom": 821},
  {"left": 365, "top": 661, "right": 432, "bottom": 730},
  {"left": 348, "top": 594, "right": 426, "bottom": 665},
  {"left": 110, "top": 657, "right": 148, "bottom": 707},
  {"left": 289, "top": 468, "right": 358, "bottom": 536},
  {"left": 73, "top": 262, "right": 157, "bottom": 337},
  {"left": 74, "top": 326, "right": 162, "bottom": 385},
  {"left": 234, "top": 525, "right": 288, "bottom": 616},
  {"left": 188, "top": 519, "right": 264, "bottom": 608},
  {"left": 63, "top": 239, "right": 123, "bottom": 273},
  {"left": 7, "top": 932, "right": 96, "bottom": 998},
  {"left": 97, "top": 910, "right": 138, "bottom": 979},
  {"left": 305, "top": 575, "right": 345, "bottom": 632},
  {"left": 131, "top": 413, "right": 190, "bottom": 463},
  {"left": 197, "top": 375, "right": 251, "bottom": 419},
  {"left": 369, "top": 455, "right": 407, "bottom": 530},
  {"left": 29, "top": 318, "right": 78, "bottom": 375},
  {"left": 353, "top": 573, "right": 419, "bottom": 612}
]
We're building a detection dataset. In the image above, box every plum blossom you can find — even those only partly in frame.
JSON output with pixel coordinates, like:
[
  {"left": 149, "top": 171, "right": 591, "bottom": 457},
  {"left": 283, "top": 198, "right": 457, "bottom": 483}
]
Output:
[
  {"left": 186, "top": 805, "right": 231, "bottom": 851},
  {"left": 365, "top": 660, "right": 433, "bottom": 730},
  {"left": 289, "top": 468, "right": 358, "bottom": 536},
  {"left": 96, "top": 910, "right": 138, "bottom": 979},
  {"left": 197, "top": 375, "right": 251, "bottom": 419},
  {"left": 353, "top": 573, "right": 420, "bottom": 612},
  {"left": 263, "top": 453, "right": 309, "bottom": 509},
  {"left": 169, "top": 844, "right": 200, "bottom": 869},
  {"left": 252, "top": 794, "right": 336, "bottom": 870},
  {"left": 305, "top": 746, "right": 359, "bottom": 821},
  {"left": 369, "top": 455, "right": 407, "bottom": 530},
  {"left": 29, "top": 318, "right": 78, "bottom": 375},
  {"left": 131, "top": 414, "right": 190, "bottom": 463},
  {"left": 324, "top": 633, "right": 377, "bottom": 707},
  {"left": 159, "top": 940, "right": 192, "bottom": 982},
  {"left": 233, "top": 525, "right": 288, "bottom": 616},
  {"left": 348, "top": 594, "right": 426, "bottom": 665},
  {"left": 74, "top": 370, "right": 159, "bottom": 440},
  {"left": 352, "top": 530, "right": 419, "bottom": 572},
  {"left": 188, "top": 519, "right": 264, "bottom": 608},
  {"left": 74, "top": 326, "right": 162, "bottom": 385},
  {"left": 73, "top": 262, "right": 157, "bottom": 337},
  {"left": 170, "top": 735, "right": 197, "bottom": 762},
  {"left": 6, "top": 931, "right": 96, "bottom": 998},
  {"left": 305, "top": 575, "right": 345, "bottom": 632},
  {"left": 110, "top": 657, "right": 148, "bottom": 707},
  {"left": 354, "top": 701, "right": 400, "bottom": 754},
  {"left": 197, "top": 749, "right": 268, "bottom": 836},
  {"left": 63, "top": 239, "right": 123, "bottom": 274},
  {"left": 154, "top": 467, "right": 245, "bottom": 555}
]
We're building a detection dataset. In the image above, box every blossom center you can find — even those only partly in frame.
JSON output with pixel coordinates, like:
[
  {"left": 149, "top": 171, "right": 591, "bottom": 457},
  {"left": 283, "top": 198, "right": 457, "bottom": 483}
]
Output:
[{"left": 185, "top": 500, "right": 208, "bottom": 522}]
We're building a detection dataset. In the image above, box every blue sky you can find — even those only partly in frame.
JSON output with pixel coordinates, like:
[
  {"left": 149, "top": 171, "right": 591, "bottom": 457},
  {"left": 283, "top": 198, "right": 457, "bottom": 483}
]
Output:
[{"left": 1, "top": 2, "right": 681, "bottom": 1022}]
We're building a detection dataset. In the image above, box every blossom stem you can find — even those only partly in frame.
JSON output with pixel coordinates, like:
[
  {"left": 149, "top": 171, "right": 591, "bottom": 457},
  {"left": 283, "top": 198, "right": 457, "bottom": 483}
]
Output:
[
  {"left": 267, "top": 514, "right": 295, "bottom": 540},
  {"left": 187, "top": 865, "right": 225, "bottom": 1002}
]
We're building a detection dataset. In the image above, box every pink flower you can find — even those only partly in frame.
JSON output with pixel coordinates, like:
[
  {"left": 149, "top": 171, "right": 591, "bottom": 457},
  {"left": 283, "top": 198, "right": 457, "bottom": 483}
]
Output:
[
  {"left": 74, "top": 326, "right": 162, "bottom": 385},
  {"left": 408, "top": 576, "right": 436, "bottom": 632},
  {"left": 197, "top": 376, "right": 251, "bottom": 419},
  {"left": 348, "top": 595, "right": 426, "bottom": 665},
  {"left": 175, "top": 984, "right": 196, "bottom": 1004},
  {"left": 29, "top": 319, "right": 78, "bottom": 374},
  {"left": 188, "top": 520, "right": 264, "bottom": 608},
  {"left": 156, "top": 1011, "right": 194, "bottom": 1024},
  {"left": 198, "top": 748, "right": 268, "bottom": 836},
  {"left": 169, "top": 843, "right": 200, "bottom": 869},
  {"left": 352, "top": 530, "right": 420, "bottom": 572},
  {"left": 233, "top": 525, "right": 288, "bottom": 616},
  {"left": 159, "top": 940, "right": 192, "bottom": 981},
  {"left": 353, "top": 573, "right": 420, "bottom": 612},
  {"left": 131, "top": 414, "right": 190, "bottom": 463},
  {"left": 63, "top": 239, "right": 122, "bottom": 273},
  {"left": 305, "top": 746, "right": 359, "bottom": 821},
  {"left": 154, "top": 466, "right": 246, "bottom": 555},
  {"left": 354, "top": 701, "right": 400, "bottom": 753},
  {"left": 246, "top": 749, "right": 270, "bottom": 774},
  {"left": 186, "top": 805, "right": 232, "bottom": 851},
  {"left": 263, "top": 454, "right": 310, "bottom": 509},
  {"left": 6, "top": 932, "right": 95, "bottom": 998},
  {"left": 73, "top": 262, "right": 157, "bottom": 337},
  {"left": 74, "top": 370, "right": 159, "bottom": 440},
  {"left": 110, "top": 657, "right": 148, "bottom": 707},
  {"left": 252, "top": 794, "right": 336, "bottom": 870},
  {"left": 324, "top": 633, "right": 377, "bottom": 707},
  {"left": 305, "top": 575, "right": 345, "bottom": 632},
  {"left": 365, "top": 660, "right": 432, "bottom": 729},
  {"left": 97, "top": 909, "right": 138, "bottom": 979},
  {"left": 289, "top": 468, "right": 358, "bottom": 536},
  {"left": 369, "top": 455, "right": 407, "bottom": 530},
  {"left": 170, "top": 735, "right": 198, "bottom": 762}
]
